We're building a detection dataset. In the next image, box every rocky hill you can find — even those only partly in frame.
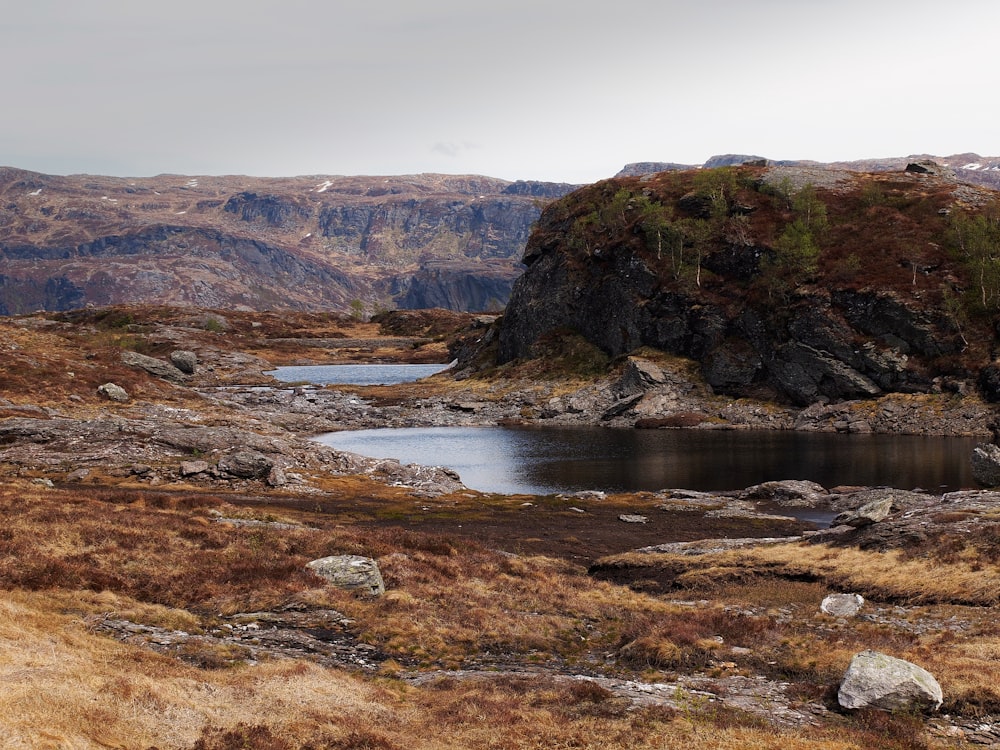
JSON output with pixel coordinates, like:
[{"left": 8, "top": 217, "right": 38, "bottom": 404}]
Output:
[
  {"left": 0, "top": 169, "right": 576, "bottom": 315},
  {"left": 490, "top": 162, "right": 1000, "bottom": 406}
]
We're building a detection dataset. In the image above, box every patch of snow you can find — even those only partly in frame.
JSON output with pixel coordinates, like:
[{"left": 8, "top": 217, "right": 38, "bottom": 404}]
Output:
[
  {"left": 315, "top": 180, "right": 334, "bottom": 193},
  {"left": 963, "top": 163, "right": 983, "bottom": 170},
  {"left": 185, "top": 179, "right": 199, "bottom": 188},
  {"left": 303, "top": 232, "right": 312, "bottom": 238},
  {"left": 176, "top": 210, "right": 187, "bottom": 215},
  {"left": 100, "top": 196, "right": 118, "bottom": 203},
  {"left": 27, "top": 188, "right": 42, "bottom": 196}
]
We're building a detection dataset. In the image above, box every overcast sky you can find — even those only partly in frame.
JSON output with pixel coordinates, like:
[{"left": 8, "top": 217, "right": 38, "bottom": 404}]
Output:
[{"left": 2, "top": 0, "right": 996, "bottom": 184}]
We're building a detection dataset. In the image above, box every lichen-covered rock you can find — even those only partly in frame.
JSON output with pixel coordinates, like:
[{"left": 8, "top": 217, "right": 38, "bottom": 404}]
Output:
[
  {"left": 838, "top": 650, "right": 942, "bottom": 712},
  {"left": 97, "top": 382, "right": 130, "bottom": 402},
  {"left": 121, "top": 351, "right": 187, "bottom": 383},
  {"left": 179, "top": 460, "right": 210, "bottom": 477},
  {"left": 835, "top": 494, "right": 894, "bottom": 527},
  {"left": 217, "top": 451, "right": 274, "bottom": 479},
  {"left": 821, "top": 593, "right": 864, "bottom": 617},
  {"left": 169, "top": 350, "right": 198, "bottom": 374},
  {"left": 306, "top": 555, "right": 385, "bottom": 596}
]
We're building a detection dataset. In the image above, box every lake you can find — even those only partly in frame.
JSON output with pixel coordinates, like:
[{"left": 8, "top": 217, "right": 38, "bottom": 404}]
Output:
[
  {"left": 315, "top": 425, "right": 979, "bottom": 495},
  {"left": 267, "top": 362, "right": 451, "bottom": 386}
]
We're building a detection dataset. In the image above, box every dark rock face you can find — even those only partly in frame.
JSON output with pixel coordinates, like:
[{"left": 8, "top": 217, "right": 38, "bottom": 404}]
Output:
[
  {"left": 223, "top": 192, "right": 312, "bottom": 227},
  {"left": 495, "top": 170, "right": 974, "bottom": 406},
  {"left": 395, "top": 263, "right": 517, "bottom": 313}
]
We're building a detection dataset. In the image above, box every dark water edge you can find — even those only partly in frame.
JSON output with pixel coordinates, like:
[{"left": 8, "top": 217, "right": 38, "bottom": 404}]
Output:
[
  {"left": 267, "top": 363, "right": 451, "bottom": 386},
  {"left": 315, "top": 425, "right": 979, "bottom": 496}
]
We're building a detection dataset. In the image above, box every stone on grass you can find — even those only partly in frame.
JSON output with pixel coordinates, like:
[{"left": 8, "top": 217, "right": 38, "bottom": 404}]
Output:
[
  {"left": 97, "top": 382, "right": 130, "bottom": 402},
  {"left": 838, "top": 650, "right": 942, "bottom": 712},
  {"left": 619, "top": 514, "right": 649, "bottom": 524},
  {"left": 307, "top": 555, "right": 385, "bottom": 596},
  {"left": 821, "top": 593, "right": 864, "bottom": 618}
]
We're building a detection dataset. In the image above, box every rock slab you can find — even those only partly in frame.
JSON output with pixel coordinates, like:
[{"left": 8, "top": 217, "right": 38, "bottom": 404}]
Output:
[
  {"left": 307, "top": 555, "right": 385, "bottom": 596},
  {"left": 838, "top": 650, "right": 942, "bottom": 712}
]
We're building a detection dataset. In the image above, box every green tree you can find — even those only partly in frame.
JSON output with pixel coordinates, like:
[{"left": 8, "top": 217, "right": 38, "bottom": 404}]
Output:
[
  {"left": 759, "top": 183, "right": 826, "bottom": 297},
  {"left": 950, "top": 207, "right": 1000, "bottom": 312}
]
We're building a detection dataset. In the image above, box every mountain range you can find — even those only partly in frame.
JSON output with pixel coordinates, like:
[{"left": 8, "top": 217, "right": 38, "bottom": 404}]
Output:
[{"left": 1, "top": 154, "right": 998, "bottom": 315}]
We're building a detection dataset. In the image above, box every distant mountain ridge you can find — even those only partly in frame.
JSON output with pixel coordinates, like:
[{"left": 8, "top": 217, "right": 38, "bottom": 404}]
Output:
[
  {"left": 617, "top": 153, "right": 1000, "bottom": 191},
  {"left": 0, "top": 169, "right": 576, "bottom": 315}
]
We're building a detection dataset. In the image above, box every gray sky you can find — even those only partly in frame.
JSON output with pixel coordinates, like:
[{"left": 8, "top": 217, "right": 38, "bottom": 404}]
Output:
[{"left": 2, "top": 0, "right": 996, "bottom": 183}]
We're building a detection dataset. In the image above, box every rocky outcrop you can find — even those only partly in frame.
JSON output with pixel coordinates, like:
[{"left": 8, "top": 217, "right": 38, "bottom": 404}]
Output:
[
  {"left": 838, "top": 650, "right": 942, "bottom": 712},
  {"left": 493, "top": 166, "right": 981, "bottom": 406}
]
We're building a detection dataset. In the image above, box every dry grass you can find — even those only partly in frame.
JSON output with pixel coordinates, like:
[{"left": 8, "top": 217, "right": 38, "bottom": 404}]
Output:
[{"left": 0, "top": 480, "right": 977, "bottom": 747}]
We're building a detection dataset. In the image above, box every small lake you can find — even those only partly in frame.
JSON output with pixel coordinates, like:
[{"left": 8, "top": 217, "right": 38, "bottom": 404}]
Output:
[
  {"left": 267, "top": 363, "right": 451, "bottom": 386},
  {"left": 315, "top": 425, "right": 980, "bottom": 495}
]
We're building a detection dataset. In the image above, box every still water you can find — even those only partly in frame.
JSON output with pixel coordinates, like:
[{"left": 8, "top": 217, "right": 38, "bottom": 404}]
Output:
[
  {"left": 315, "top": 425, "right": 979, "bottom": 495},
  {"left": 267, "top": 363, "right": 451, "bottom": 386}
]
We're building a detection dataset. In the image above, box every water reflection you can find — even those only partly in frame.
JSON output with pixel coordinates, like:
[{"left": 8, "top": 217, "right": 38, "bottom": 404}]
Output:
[
  {"left": 267, "top": 363, "right": 450, "bottom": 386},
  {"left": 315, "top": 425, "right": 978, "bottom": 495}
]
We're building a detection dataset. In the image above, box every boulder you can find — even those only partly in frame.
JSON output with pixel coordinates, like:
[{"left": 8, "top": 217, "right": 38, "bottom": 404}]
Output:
[
  {"left": 217, "top": 451, "right": 274, "bottom": 479},
  {"left": 179, "top": 460, "right": 210, "bottom": 477},
  {"left": 306, "top": 555, "right": 385, "bottom": 596},
  {"left": 169, "top": 350, "right": 198, "bottom": 374},
  {"left": 619, "top": 514, "right": 649, "bottom": 524},
  {"left": 835, "top": 494, "right": 894, "bottom": 527},
  {"left": 741, "top": 479, "right": 828, "bottom": 507},
  {"left": 120, "top": 351, "right": 187, "bottom": 384},
  {"left": 97, "top": 382, "right": 130, "bottom": 402},
  {"left": 838, "top": 650, "right": 942, "bottom": 712},
  {"left": 972, "top": 443, "right": 1000, "bottom": 487},
  {"left": 613, "top": 357, "right": 667, "bottom": 398},
  {"left": 821, "top": 593, "right": 864, "bottom": 617}
]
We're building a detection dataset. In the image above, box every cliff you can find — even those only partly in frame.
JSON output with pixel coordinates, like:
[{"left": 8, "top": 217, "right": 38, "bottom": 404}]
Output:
[
  {"left": 493, "top": 163, "right": 1000, "bottom": 405},
  {"left": 0, "top": 170, "right": 576, "bottom": 314}
]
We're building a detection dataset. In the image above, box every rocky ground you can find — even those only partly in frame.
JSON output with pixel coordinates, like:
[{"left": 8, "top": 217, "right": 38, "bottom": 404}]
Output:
[{"left": 4, "top": 307, "right": 1000, "bottom": 746}]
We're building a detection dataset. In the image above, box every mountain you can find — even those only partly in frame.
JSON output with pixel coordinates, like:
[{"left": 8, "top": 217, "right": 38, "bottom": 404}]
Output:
[
  {"left": 0, "top": 169, "right": 576, "bottom": 315},
  {"left": 489, "top": 162, "right": 1000, "bottom": 405}
]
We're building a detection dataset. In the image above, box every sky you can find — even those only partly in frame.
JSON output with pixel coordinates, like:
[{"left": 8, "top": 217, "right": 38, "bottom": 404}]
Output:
[{"left": 1, "top": 0, "right": 997, "bottom": 184}]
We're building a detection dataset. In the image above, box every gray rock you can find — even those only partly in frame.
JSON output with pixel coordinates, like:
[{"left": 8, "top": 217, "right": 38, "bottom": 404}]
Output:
[
  {"left": 741, "top": 479, "right": 828, "bottom": 507},
  {"left": 972, "top": 443, "right": 1000, "bottom": 487},
  {"left": 169, "top": 350, "right": 198, "bottom": 374},
  {"left": 121, "top": 351, "right": 187, "bottom": 384},
  {"left": 179, "top": 460, "right": 210, "bottom": 477},
  {"left": 838, "top": 650, "right": 942, "bottom": 712},
  {"left": 614, "top": 357, "right": 667, "bottom": 397},
  {"left": 97, "top": 382, "right": 130, "bottom": 402},
  {"left": 306, "top": 555, "right": 385, "bottom": 596},
  {"left": 821, "top": 593, "right": 864, "bottom": 617},
  {"left": 835, "top": 494, "right": 894, "bottom": 527},
  {"left": 619, "top": 514, "right": 649, "bottom": 524},
  {"left": 66, "top": 468, "right": 90, "bottom": 482},
  {"left": 217, "top": 451, "right": 274, "bottom": 479}
]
